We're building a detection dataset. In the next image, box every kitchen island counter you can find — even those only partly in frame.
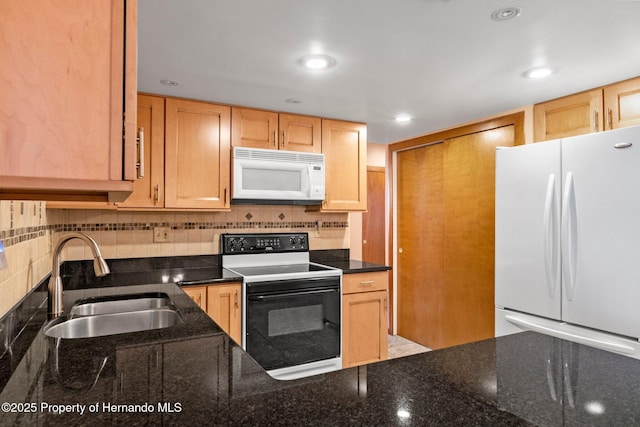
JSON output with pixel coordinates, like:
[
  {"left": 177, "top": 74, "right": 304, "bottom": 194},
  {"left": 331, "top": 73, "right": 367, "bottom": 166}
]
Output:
[{"left": 3, "top": 278, "right": 640, "bottom": 426}]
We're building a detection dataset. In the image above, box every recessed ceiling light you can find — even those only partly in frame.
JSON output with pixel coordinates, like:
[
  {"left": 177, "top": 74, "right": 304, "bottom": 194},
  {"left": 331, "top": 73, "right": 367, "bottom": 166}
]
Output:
[
  {"left": 491, "top": 7, "right": 522, "bottom": 21},
  {"left": 395, "top": 114, "right": 412, "bottom": 123},
  {"left": 160, "top": 79, "right": 179, "bottom": 86},
  {"left": 523, "top": 66, "right": 555, "bottom": 79},
  {"left": 297, "top": 54, "right": 337, "bottom": 70}
]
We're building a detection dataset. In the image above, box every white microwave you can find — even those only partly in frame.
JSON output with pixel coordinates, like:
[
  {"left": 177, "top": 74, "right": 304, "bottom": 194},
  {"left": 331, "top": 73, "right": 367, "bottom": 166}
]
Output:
[{"left": 232, "top": 147, "right": 325, "bottom": 205}]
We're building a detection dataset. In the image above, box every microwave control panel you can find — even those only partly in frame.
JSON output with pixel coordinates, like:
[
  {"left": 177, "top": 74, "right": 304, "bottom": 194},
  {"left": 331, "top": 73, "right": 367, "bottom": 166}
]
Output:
[{"left": 221, "top": 233, "right": 309, "bottom": 254}]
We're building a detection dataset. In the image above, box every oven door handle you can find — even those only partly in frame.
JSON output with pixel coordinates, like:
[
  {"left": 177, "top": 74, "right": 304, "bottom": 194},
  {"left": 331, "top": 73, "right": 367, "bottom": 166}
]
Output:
[{"left": 248, "top": 288, "right": 339, "bottom": 301}]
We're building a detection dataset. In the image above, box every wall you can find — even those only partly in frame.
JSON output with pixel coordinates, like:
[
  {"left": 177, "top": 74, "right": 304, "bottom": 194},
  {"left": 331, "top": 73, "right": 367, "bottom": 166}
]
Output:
[
  {"left": 0, "top": 201, "right": 52, "bottom": 318},
  {"left": 0, "top": 202, "right": 349, "bottom": 318}
]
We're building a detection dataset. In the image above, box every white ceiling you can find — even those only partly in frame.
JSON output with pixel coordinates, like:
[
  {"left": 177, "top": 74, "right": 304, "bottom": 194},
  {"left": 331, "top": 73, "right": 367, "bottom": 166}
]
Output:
[{"left": 138, "top": 0, "right": 640, "bottom": 144}]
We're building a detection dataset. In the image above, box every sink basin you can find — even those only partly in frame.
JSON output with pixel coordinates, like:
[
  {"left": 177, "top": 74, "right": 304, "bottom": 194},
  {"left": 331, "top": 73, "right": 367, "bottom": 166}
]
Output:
[
  {"left": 70, "top": 292, "right": 172, "bottom": 317},
  {"left": 44, "top": 308, "right": 184, "bottom": 339}
]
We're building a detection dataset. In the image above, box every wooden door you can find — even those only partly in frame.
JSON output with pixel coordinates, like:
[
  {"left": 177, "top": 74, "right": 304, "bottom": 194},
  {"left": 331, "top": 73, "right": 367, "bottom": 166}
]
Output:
[
  {"left": 362, "top": 167, "right": 386, "bottom": 264},
  {"left": 231, "top": 107, "right": 279, "bottom": 149},
  {"left": 118, "top": 94, "right": 165, "bottom": 208},
  {"left": 441, "top": 125, "right": 514, "bottom": 347},
  {"left": 278, "top": 113, "right": 322, "bottom": 152},
  {"left": 0, "top": 0, "right": 136, "bottom": 197},
  {"left": 396, "top": 125, "right": 515, "bottom": 349},
  {"left": 342, "top": 290, "right": 388, "bottom": 368},
  {"left": 604, "top": 76, "right": 640, "bottom": 130},
  {"left": 534, "top": 90, "right": 603, "bottom": 141},
  {"left": 207, "top": 284, "right": 242, "bottom": 344},
  {"left": 321, "top": 120, "right": 367, "bottom": 211},
  {"left": 397, "top": 143, "right": 445, "bottom": 348},
  {"left": 165, "top": 99, "right": 231, "bottom": 209}
]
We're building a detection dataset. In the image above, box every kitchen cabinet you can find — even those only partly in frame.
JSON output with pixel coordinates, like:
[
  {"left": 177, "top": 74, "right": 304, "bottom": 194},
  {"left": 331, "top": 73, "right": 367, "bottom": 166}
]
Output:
[
  {"left": 182, "top": 285, "right": 208, "bottom": 310},
  {"left": 165, "top": 98, "right": 231, "bottom": 209},
  {"left": 231, "top": 108, "right": 321, "bottom": 153},
  {"left": 49, "top": 95, "right": 231, "bottom": 211},
  {"left": 319, "top": 119, "right": 368, "bottom": 211},
  {"left": 534, "top": 76, "right": 640, "bottom": 142},
  {"left": 603, "top": 76, "right": 640, "bottom": 130},
  {"left": 207, "top": 284, "right": 242, "bottom": 345},
  {"left": 342, "top": 271, "right": 388, "bottom": 368},
  {"left": 117, "top": 94, "right": 166, "bottom": 208},
  {"left": 182, "top": 283, "right": 242, "bottom": 345},
  {"left": 0, "top": 0, "right": 137, "bottom": 202}
]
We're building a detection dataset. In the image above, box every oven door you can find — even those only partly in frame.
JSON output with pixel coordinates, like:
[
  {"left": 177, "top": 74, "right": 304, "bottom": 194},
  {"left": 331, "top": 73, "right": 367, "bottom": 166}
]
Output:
[{"left": 245, "top": 276, "right": 341, "bottom": 371}]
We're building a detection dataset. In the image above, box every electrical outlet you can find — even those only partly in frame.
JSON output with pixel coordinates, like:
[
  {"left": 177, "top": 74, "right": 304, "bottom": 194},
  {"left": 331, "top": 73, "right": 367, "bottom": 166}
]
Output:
[{"left": 153, "top": 227, "right": 170, "bottom": 243}]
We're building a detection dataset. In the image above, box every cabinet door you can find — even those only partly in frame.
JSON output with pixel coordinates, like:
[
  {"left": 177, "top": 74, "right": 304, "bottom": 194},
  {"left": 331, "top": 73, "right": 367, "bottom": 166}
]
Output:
[
  {"left": 279, "top": 113, "right": 322, "bottom": 152},
  {"left": 321, "top": 120, "right": 367, "bottom": 211},
  {"left": 603, "top": 76, "right": 640, "bottom": 130},
  {"left": 118, "top": 94, "right": 165, "bottom": 208},
  {"left": 182, "top": 286, "right": 208, "bottom": 310},
  {"left": 165, "top": 99, "right": 231, "bottom": 209},
  {"left": 207, "top": 283, "right": 242, "bottom": 344},
  {"left": 0, "top": 0, "right": 136, "bottom": 200},
  {"left": 231, "top": 108, "right": 279, "bottom": 149},
  {"left": 534, "top": 90, "right": 603, "bottom": 142},
  {"left": 342, "top": 290, "right": 388, "bottom": 368}
]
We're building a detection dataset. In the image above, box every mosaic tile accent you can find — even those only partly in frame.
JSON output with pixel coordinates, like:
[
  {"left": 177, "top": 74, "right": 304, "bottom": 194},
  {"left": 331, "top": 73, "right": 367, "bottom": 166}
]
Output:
[{"left": 0, "top": 221, "right": 349, "bottom": 248}]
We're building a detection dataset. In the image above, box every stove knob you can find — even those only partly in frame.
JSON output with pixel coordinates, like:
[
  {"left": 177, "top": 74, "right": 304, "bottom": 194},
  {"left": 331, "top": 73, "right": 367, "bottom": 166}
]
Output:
[
  {"left": 299, "top": 236, "right": 305, "bottom": 245},
  {"left": 290, "top": 237, "right": 296, "bottom": 246},
  {"left": 227, "top": 238, "right": 237, "bottom": 252},
  {"left": 239, "top": 238, "right": 247, "bottom": 250}
]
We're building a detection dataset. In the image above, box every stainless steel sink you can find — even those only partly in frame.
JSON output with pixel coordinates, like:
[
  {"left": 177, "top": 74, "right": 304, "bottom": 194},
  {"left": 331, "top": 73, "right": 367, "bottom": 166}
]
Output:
[
  {"left": 44, "top": 308, "right": 184, "bottom": 339},
  {"left": 70, "top": 292, "right": 172, "bottom": 317}
]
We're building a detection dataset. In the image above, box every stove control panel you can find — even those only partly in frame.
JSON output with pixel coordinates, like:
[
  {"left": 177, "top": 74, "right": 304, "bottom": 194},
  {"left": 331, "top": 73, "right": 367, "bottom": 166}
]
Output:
[{"left": 221, "top": 233, "right": 309, "bottom": 254}]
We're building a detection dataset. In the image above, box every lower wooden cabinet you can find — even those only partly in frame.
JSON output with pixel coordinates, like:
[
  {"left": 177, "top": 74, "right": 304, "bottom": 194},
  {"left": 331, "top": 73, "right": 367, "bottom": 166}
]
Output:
[
  {"left": 342, "top": 271, "right": 389, "bottom": 368},
  {"left": 182, "top": 283, "right": 242, "bottom": 344},
  {"left": 207, "top": 284, "right": 242, "bottom": 345}
]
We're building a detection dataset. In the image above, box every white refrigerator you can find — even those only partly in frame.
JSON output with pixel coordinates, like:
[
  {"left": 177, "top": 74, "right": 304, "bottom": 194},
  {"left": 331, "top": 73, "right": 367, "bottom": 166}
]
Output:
[{"left": 495, "top": 125, "right": 640, "bottom": 358}]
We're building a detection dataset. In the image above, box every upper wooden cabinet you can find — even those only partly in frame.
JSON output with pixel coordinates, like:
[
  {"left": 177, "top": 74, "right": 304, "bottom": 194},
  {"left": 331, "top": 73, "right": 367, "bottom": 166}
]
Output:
[
  {"left": 231, "top": 108, "right": 321, "bottom": 153},
  {"left": 0, "top": 0, "right": 137, "bottom": 201},
  {"left": 534, "top": 90, "right": 603, "bottom": 141},
  {"left": 118, "top": 94, "right": 165, "bottom": 208},
  {"left": 320, "top": 119, "right": 367, "bottom": 211},
  {"left": 604, "top": 77, "right": 640, "bottom": 130},
  {"left": 534, "top": 76, "right": 640, "bottom": 142},
  {"left": 165, "top": 98, "right": 231, "bottom": 210}
]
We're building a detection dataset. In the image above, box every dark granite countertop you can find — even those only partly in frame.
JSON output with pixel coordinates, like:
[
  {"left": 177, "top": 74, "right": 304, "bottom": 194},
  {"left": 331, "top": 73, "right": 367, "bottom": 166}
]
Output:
[{"left": 3, "top": 255, "right": 639, "bottom": 426}]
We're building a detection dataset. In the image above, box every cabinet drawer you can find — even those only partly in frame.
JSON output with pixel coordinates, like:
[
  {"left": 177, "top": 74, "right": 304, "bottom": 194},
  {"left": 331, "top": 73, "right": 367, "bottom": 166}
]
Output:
[{"left": 343, "top": 271, "right": 388, "bottom": 294}]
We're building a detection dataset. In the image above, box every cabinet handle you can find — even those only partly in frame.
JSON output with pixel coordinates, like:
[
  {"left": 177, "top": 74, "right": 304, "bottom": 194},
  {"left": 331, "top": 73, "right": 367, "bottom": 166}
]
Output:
[
  {"left": 136, "top": 127, "right": 145, "bottom": 179},
  {"left": 234, "top": 290, "right": 239, "bottom": 308},
  {"left": 273, "top": 130, "right": 277, "bottom": 147},
  {"left": 153, "top": 184, "right": 159, "bottom": 205},
  {"left": 607, "top": 108, "right": 613, "bottom": 130},
  {"left": 592, "top": 111, "right": 598, "bottom": 132},
  {"left": 359, "top": 280, "right": 375, "bottom": 286},
  {"left": 224, "top": 187, "right": 228, "bottom": 205},
  {"left": 282, "top": 130, "right": 286, "bottom": 147}
]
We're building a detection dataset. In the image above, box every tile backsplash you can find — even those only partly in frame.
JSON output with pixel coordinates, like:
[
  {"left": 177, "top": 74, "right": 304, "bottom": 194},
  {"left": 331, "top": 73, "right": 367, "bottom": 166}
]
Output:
[{"left": 0, "top": 202, "right": 349, "bottom": 318}]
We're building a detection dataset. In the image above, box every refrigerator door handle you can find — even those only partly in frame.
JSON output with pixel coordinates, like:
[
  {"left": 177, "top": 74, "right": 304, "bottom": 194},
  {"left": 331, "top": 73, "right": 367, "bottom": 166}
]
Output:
[
  {"left": 543, "top": 174, "right": 559, "bottom": 298},
  {"left": 561, "top": 172, "right": 578, "bottom": 301}
]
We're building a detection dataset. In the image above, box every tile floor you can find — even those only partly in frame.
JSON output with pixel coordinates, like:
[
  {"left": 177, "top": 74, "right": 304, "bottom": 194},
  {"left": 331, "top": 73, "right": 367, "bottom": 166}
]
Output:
[{"left": 388, "top": 335, "right": 431, "bottom": 359}]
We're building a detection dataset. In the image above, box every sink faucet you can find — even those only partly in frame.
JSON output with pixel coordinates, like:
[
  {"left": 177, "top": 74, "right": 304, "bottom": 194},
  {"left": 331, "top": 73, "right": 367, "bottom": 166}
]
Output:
[{"left": 49, "top": 232, "right": 110, "bottom": 319}]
